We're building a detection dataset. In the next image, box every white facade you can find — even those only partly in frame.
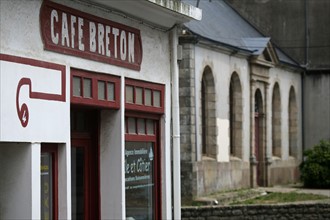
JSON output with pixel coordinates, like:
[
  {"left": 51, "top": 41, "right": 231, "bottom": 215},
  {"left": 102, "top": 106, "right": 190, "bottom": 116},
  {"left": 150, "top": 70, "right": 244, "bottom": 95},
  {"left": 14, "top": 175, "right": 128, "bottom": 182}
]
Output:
[
  {"left": 179, "top": 36, "right": 303, "bottom": 198},
  {"left": 194, "top": 45, "right": 251, "bottom": 163},
  {"left": 0, "top": 0, "right": 201, "bottom": 219}
]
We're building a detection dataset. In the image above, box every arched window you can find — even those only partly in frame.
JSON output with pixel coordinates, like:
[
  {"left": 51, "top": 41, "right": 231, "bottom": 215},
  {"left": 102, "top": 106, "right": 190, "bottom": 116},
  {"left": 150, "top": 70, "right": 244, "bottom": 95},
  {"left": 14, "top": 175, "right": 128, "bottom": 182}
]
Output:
[
  {"left": 201, "top": 66, "right": 217, "bottom": 159},
  {"left": 289, "top": 86, "right": 298, "bottom": 157},
  {"left": 272, "top": 83, "right": 282, "bottom": 157},
  {"left": 229, "top": 72, "right": 243, "bottom": 158}
]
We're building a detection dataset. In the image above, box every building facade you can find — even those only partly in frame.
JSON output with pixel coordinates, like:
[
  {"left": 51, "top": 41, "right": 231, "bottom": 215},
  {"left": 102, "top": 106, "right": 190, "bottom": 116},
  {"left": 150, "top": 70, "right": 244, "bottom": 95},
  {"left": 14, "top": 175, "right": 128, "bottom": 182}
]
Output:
[
  {"left": 0, "top": 0, "right": 201, "bottom": 219},
  {"left": 179, "top": 0, "right": 303, "bottom": 201},
  {"left": 226, "top": 0, "right": 330, "bottom": 150}
]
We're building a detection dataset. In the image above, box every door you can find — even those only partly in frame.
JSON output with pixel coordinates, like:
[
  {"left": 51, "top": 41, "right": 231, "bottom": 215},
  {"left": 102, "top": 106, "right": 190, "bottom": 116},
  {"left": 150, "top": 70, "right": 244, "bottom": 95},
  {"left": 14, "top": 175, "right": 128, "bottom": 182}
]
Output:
[
  {"left": 255, "top": 112, "right": 261, "bottom": 186},
  {"left": 254, "top": 89, "right": 265, "bottom": 187},
  {"left": 71, "top": 109, "right": 99, "bottom": 220}
]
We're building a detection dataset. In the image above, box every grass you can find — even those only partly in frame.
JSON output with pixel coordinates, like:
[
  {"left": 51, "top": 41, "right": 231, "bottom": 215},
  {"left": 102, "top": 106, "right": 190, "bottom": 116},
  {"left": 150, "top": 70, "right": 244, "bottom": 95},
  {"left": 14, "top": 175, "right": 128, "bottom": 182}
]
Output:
[{"left": 230, "top": 192, "right": 329, "bottom": 205}]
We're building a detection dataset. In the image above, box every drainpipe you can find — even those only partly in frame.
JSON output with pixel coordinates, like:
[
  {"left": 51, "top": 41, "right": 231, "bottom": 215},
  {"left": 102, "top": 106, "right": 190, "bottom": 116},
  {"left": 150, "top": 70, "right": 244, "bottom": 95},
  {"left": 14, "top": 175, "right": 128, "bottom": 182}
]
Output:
[
  {"left": 302, "top": 0, "right": 308, "bottom": 154},
  {"left": 171, "top": 26, "right": 181, "bottom": 219}
]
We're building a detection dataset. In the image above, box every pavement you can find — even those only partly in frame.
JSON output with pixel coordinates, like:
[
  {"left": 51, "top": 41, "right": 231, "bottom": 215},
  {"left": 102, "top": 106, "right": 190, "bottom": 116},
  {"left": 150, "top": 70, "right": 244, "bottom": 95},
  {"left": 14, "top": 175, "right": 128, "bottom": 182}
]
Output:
[
  {"left": 192, "top": 184, "right": 330, "bottom": 206},
  {"left": 258, "top": 184, "right": 330, "bottom": 197}
]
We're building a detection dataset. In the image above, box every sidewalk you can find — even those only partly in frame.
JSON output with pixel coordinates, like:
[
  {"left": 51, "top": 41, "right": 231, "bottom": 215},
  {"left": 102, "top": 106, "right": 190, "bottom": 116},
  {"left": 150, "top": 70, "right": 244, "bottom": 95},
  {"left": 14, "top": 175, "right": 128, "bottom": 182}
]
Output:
[
  {"left": 192, "top": 184, "right": 330, "bottom": 206},
  {"left": 258, "top": 185, "right": 330, "bottom": 197}
]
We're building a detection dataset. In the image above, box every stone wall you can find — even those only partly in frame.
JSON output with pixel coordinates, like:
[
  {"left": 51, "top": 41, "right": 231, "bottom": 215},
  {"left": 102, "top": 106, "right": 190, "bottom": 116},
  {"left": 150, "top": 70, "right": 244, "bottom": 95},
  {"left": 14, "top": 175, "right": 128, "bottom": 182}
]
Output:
[
  {"left": 182, "top": 203, "right": 330, "bottom": 220},
  {"left": 195, "top": 160, "right": 250, "bottom": 197}
]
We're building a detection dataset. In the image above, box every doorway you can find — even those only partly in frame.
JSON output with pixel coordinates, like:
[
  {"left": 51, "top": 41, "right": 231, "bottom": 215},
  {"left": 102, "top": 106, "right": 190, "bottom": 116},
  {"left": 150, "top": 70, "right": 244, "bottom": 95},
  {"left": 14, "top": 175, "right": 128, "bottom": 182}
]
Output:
[
  {"left": 71, "top": 109, "right": 99, "bottom": 220},
  {"left": 254, "top": 89, "right": 266, "bottom": 186}
]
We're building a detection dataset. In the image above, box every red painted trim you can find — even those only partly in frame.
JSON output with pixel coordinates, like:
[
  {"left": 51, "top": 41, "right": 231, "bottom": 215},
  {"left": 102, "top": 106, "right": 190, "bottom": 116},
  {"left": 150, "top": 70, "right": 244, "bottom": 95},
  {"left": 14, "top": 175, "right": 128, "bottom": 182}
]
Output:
[
  {"left": 41, "top": 143, "right": 58, "bottom": 220},
  {"left": 125, "top": 78, "right": 165, "bottom": 114},
  {"left": 125, "top": 134, "right": 156, "bottom": 142},
  {"left": 124, "top": 115, "right": 162, "bottom": 219},
  {"left": 40, "top": 0, "right": 142, "bottom": 71},
  {"left": 0, "top": 53, "right": 66, "bottom": 127},
  {"left": 71, "top": 69, "right": 120, "bottom": 108}
]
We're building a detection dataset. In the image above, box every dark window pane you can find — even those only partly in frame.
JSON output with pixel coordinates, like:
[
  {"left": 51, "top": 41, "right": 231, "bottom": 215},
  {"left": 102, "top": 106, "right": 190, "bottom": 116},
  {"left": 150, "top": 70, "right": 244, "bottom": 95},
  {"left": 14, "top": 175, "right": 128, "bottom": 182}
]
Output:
[
  {"left": 128, "top": 117, "right": 136, "bottom": 134},
  {"left": 71, "top": 147, "right": 85, "bottom": 220},
  {"left": 73, "top": 77, "right": 81, "bottom": 97},
  {"left": 83, "top": 78, "right": 92, "bottom": 98},
  {"left": 146, "top": 119, "right": 154, "bottom": 135},
  {"left": 126, "top": 86, "right": 134, "bottom": 103},
  {"left": 98, "top": 81, "right": 106, "bottom": 100},
  {"left": 135, "top": 87, "right": 143, "bottom": 105},
  {"left": 153, "top": 90, "right": 160, "bottom": 107},
  {"left": 107, "top": 82, "right": 115, "bottom": 101},
  {"left": 137, "top": 118, "right": 146, "bottom": 134},
  {"left": 145, "top": 89, "right": 152, "bottom": 106}
]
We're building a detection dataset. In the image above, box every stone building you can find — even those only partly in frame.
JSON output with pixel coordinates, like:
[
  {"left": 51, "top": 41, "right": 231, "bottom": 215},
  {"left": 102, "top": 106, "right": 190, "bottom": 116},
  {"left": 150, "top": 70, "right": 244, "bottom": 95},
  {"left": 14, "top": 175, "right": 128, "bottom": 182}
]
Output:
[
  {"left": 0, "top": 0, "right": 201, "bottom": 219},
  {"left": 226, "top": 0, "right": 330, "bottom": 150},
  {"left": 179, "top": 0, "right": 303, "bottom": 201}
]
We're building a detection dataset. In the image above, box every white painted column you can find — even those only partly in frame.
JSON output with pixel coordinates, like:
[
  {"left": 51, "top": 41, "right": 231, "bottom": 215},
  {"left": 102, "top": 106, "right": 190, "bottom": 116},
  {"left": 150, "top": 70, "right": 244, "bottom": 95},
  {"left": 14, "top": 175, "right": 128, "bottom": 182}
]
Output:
[
  {"left": 31, "top": 143, "right": 41, "bottom": 220},
  {"left": 58, "top": 143, "right": 71, "bottom": 219},
  {"left": 171, "top": 26, "right": 181, "bottom": 220}
]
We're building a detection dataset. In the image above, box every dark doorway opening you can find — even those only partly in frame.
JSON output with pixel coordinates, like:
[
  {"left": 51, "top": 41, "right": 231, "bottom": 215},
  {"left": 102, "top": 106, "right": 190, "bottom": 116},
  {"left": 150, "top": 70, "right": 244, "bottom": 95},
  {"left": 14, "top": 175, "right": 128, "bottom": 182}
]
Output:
[{"left": 71, "top": 108, "right": 99, "bottom": 220}]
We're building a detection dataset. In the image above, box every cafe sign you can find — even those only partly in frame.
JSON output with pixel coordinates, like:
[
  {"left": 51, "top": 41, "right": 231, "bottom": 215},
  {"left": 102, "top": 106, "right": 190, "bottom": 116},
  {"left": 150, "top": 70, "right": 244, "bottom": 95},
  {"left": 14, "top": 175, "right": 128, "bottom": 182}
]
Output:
[{"left": 40, "top": 1, "right": 143, "bottom": 70}]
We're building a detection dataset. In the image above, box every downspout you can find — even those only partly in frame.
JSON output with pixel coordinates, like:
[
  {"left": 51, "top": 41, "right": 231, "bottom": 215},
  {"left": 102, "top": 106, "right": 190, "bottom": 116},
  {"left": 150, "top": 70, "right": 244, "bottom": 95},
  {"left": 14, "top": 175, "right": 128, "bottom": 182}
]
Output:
[
  {"left": 171, "top": 26, "right": 181, "bottom": 219},
  {"left": 302, "top": 0, "right": 308, "bottom": 154}
]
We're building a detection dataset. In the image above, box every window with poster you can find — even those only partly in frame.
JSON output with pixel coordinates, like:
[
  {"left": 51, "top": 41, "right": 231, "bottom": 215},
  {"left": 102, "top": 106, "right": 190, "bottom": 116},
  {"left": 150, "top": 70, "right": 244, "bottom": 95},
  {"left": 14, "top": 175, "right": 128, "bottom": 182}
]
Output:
[
  {"left": 125, "top": 78, "right": 164, "bottom": 220},
  {"left": 41, "top": 144, "right": 58, "bottom": 220}
]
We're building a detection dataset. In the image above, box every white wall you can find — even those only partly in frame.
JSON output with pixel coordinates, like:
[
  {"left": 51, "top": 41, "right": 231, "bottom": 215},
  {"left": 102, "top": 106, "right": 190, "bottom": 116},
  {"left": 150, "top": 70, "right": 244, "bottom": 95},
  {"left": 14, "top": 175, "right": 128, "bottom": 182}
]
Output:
[
  {"left": 268, "top": 67, "right": 303, "bottom": 160},
  {"left": 194, "top": 45, "right": 250, "bottom": 162},
  {"left": 100, "top": 109, "right": 125, "bottom": 219},
  {"left": 0, "top": 0, "right": 171, "bottom": 85},
  {"left": 0, "top": 143, "right": 40, "bottom": 220},
  {"left": 1, "top": 0, "right": 173, "bottom": 218}
]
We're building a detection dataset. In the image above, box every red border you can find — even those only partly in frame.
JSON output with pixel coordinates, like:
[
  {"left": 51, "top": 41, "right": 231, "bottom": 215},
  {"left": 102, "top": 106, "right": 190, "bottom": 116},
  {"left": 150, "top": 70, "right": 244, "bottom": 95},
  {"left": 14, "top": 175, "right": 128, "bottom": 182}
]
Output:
[
  {"left": 71, "top": 69, "right": 120, "bottom": 108},
  {"left": 41, "top": 143, "right": 58, "bottom": 220},
  {"left": 125, "top": 114, "right": 162, "bottom": 219},
  {"left": 0, "top": 53, "right": 66, "bottom": 127},
  {"left": 40, "top": 0, "right": 143, "bottom": 71},
  {"left": 125, "top": 78, "right": 165, "bottom": 114},
  {"left": 71, "top": 109, "right": 100, "bottom": 220}
]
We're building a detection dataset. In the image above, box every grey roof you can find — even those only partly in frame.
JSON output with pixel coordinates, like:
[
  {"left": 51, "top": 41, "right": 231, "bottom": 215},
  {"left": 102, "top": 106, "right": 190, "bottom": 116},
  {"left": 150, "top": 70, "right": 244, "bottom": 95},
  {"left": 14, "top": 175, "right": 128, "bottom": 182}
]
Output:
[
  {"left": 242, "top": 38, "right": 270, "bottom": 55},
  {"left": 183, "top": 0, "right": 299, "bottom": 67}
]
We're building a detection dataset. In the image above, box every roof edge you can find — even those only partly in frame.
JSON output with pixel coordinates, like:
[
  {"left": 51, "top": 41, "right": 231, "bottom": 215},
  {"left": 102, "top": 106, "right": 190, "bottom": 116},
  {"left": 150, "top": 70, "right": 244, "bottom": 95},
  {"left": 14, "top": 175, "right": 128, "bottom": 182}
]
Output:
[{"left": 147, "top": 0, "right": 202, "bottom": 21}]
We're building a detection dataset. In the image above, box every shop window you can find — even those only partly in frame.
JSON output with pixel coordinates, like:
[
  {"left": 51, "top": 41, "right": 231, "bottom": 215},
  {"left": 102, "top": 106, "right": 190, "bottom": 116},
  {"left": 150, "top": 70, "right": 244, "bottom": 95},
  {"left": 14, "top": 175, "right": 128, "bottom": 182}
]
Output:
[
  {"left": 125, "top": 116, "right": 159, "bottom": 220},
  {"left": 125, "top": 78, "right": 164, "bottom": 114},
  {"left": 41, "top": 144, "right": 58, "bottom": 220},
  {"left": 71, "top": 69, "right": 120, "bottom": 108},
  {"left": 124, "top": 78, "right": 164, "bottom": 220}
]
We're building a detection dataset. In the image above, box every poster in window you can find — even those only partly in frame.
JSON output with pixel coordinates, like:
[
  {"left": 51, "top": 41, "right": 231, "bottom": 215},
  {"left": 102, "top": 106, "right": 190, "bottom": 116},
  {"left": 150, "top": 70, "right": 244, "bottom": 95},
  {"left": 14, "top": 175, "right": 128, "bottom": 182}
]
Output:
[
  {"left": 41, "top": 152, "right": 53, "bottom": 220},
  {"left": 125, "top": 142, "right": 155, "bottom": 220}
]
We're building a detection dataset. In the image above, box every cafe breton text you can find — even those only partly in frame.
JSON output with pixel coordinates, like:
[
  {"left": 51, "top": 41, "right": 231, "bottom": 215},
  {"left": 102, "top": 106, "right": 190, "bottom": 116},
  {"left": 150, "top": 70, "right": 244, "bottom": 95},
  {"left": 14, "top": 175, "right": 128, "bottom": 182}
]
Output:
[{"left": 40, "top": 1, "right": 142, "bottom": 70}]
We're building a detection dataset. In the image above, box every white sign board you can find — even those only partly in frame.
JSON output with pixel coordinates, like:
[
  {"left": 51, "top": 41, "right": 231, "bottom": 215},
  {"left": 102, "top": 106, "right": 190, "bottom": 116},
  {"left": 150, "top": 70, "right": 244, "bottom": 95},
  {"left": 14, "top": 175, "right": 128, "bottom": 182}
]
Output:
[{"left": 0, "top": 55, "right": 68, "bottom": 142}]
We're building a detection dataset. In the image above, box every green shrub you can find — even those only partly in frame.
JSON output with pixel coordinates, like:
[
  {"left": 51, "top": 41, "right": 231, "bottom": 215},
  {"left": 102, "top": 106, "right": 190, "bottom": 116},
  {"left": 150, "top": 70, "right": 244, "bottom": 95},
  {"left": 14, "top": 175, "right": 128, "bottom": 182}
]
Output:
[{"left": 299, "top": 140, "right": 330, "bottom": 188}]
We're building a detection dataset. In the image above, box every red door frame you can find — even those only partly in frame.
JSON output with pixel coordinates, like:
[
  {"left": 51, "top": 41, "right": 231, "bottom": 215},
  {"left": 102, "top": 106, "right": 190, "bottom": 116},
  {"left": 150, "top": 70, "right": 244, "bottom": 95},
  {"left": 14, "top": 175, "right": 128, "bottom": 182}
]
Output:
[
  {"left": 41, "top": 143, "right": 58, "bottom": 220},
  {"left": 124, "top": 78, "right": 164, "bottom": 220},
  {"left": 71, "top": 109, "right": 100, "bottom": 220},
  {"left": 125, "top": 112, "right": 161, "bottom": 220}
]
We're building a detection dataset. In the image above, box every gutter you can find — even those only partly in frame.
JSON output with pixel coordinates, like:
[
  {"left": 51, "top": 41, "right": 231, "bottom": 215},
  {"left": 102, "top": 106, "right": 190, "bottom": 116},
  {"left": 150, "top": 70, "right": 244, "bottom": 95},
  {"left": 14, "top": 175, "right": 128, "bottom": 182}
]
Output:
[{"left": 170, "top": 26, "right": 181, "bottom": 219}]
